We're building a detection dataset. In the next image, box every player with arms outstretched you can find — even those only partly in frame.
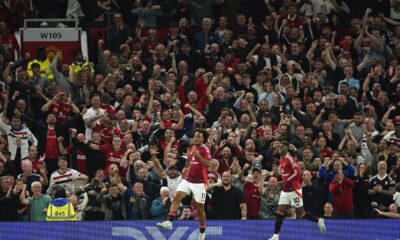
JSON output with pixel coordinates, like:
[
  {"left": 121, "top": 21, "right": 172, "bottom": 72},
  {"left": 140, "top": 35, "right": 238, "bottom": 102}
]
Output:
[
  {"left": 269, "top": 141, "right": 326, "bottom": 240},
  {"left": 157, "top": 128, "right": 211, "bottom": 240}
]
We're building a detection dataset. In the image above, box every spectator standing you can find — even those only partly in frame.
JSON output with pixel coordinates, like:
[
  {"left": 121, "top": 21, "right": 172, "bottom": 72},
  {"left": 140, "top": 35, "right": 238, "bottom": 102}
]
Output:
[
  {"left": 47, "top": 156, "right": 88, "bottom": 195},
  {"left": 193, "top": 18, "right": 219, "bottom": 53},
  {"left": 0, "top": 115, "right": 37, "bottom": 161},
  {"left": 0, "top": 176, "right": 20, "bottom": 221},
  {"left": 20, "top": 181, "right": 52, "bottom": 221},
  {"left": 329, "top": 169, "right": 355, "bottom": 218},
  {"left": 243, "top": 165, "right": 263, "bottom": 219},
  {"left": 116, "top": 176, "right": 149, "bottom": 220},
  {"left": 106, "top": 13, "right": 132, "bottom": 53},
  {"left": 368, "top": 161, "right": 395, "bottom": 208},
  {"left": 353, "top": 163, "right": 370, "bottom": 218},
  {"left": 259, "top": 176, "right": 281, "bottom": 219},
  {"left": 208, "top": 171, "right": 247, "bottom": 219},
  {"left": 151, "top": 186, "right": 171, "bottom": 220},
  {"left": 98, "top": 183, "right": 125, "bottom": 220},
  {"left": 302, "top": 170, "right": 323, "bottom": 217}
]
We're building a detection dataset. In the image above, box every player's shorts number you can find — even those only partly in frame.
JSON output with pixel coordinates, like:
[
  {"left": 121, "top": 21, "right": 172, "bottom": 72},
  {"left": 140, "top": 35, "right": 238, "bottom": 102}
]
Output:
[{"left": 278, "top": 190, "right": 303, "bottom": 207}]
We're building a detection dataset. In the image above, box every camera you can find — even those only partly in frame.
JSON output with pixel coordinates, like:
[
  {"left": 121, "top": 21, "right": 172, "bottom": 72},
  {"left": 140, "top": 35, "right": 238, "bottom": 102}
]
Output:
[{"left": 371, "top": 202, "right": 388, "bottom": 218}]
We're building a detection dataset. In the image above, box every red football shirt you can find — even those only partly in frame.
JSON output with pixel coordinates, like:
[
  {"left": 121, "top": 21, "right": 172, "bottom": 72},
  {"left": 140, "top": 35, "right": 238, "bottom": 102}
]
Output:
[
  {"left": 93, "top": 124, "right": 121, "bottom": 146},
  {"left": 244, "top": 181, "right": 261, "bottom": 219},
  {"left": 280, "top": 153, "right": 302, "bottom": 192},
  {"left": 66, "top": 145, "right": 87, "bottom": 175},
  {"left": 49, "top": 102, "right": 72, "bottom": 124},
  {"left": 31, "top": 160, "right": 45, "bottom": 174},
  {"left": 186, "top": 145, "right": 211, "bottom": 184},
  {"left": 99, "top": 145, "right": 126, "bottom": 177},
  {"left": 45, "top": 129, "right": 59, "bottom": 158}
]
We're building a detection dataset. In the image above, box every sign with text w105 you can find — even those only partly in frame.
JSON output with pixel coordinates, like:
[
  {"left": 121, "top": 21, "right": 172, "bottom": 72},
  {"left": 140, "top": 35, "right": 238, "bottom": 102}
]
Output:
[
  {"left": 23, "top": 28, "right": 79, "bottom": 42},
  {"left": 0, "top": 220, "right": 398, "bottom": 240}
]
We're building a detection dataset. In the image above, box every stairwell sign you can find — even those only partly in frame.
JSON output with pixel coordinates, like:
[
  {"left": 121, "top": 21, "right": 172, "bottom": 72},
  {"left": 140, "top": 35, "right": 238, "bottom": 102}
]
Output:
[{"left": 21, "top": 27, "right": 81, "bottom": 63}]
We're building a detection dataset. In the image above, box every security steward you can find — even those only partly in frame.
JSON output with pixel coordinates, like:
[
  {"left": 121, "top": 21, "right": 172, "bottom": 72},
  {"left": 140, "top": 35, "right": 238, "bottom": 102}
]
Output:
[{"left": 47, "top": 187, "right": 76, "bottom": 221}]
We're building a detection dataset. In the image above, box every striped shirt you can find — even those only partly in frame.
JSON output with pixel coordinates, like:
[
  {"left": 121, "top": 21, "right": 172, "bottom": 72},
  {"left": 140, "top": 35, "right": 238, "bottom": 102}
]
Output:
[
  {"left": 0, "top": 114, "right": 38, "bottom": 160},
  {"left": 48, "top": 168, "right": 81, "bottom": 193}
]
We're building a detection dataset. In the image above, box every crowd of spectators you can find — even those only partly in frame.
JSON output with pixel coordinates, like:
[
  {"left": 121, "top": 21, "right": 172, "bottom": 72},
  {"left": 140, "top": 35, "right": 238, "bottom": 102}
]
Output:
[{"left": 1, "top": 0, "right": 400, "bottom": 221}]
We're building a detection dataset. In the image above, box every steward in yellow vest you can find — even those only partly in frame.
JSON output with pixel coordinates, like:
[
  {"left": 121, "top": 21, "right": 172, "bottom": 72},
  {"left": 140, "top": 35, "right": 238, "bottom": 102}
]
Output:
[
  {"left": 47, "top": 187, "right": 76, "bottom": 221},
  {"left": 27, "top": 46, "right": 53, "bottom": 79},
  {"left": 69, "top": 49, "right": 94, "bottom": 75}
]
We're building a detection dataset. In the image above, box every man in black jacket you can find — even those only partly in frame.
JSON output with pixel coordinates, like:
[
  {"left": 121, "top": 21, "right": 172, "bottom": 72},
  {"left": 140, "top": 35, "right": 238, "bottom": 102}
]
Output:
[
  {"left": 0, "top": 176, "right": 20, "bottom": 221},
  {"left": 70, "top": 129, "right": 106, "bottom": 179}
]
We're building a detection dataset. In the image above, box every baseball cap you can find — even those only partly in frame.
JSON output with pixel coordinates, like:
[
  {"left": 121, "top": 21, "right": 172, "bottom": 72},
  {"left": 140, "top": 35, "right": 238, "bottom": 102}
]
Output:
[
  {"left": 252, "top": 167, "right": 262, "bottom": 174},
  {"left": 168, "top": 164, "right": 178, "bottom": 170},
  {"left": 263, "top": 112, "right": 272, "bottom": 117}
]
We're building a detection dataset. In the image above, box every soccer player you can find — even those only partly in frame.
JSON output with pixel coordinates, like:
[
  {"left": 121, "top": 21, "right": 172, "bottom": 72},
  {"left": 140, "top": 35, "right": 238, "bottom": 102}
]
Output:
[
  {"left": 157, "top": 128, "right": 211, "bottom": 240},
  {"left": 268, "top": 141, "right": 326, "bottom": 240}
]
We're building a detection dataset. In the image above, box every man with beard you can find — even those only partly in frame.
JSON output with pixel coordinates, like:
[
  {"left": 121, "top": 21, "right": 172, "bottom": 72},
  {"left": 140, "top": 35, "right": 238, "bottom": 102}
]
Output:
[
  {"left": 98, "top": 182, "right": 125, "bottom": 220},
  {"left": 335, "top": 94, "right": 358, "bottom": 120},
  {"left": 69, "top": 49, "right": 94, "bottom": 75},
  {"left": 259, "top": 176, "right": 281, "bottom": 219},
  {"left": 160, "top": 164, "right": 183, "bottom": 199},
  {"left": 345, "top": 112, "right": 364, "bottom": 146},
  {"left": 207, "top": 171, "right": 246, "bottom": 219},
  {"left": 21, "top": 112, "right": 76, "bottom": 175},
  {"left": 214, "top": 146, "right": 234, "bottom": 175}
]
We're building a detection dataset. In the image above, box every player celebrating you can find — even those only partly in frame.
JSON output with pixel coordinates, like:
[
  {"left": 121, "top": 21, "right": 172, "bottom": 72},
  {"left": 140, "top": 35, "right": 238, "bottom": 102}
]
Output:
[
  {"left": 157, "top": 128, "right": 211, "bottom": 240},
  {"left": 268, "top": 141, "right": 326, "bottom": 240}
]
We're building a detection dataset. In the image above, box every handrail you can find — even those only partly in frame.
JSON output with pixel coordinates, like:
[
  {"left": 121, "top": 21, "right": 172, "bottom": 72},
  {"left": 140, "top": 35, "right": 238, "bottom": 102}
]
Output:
[{"left": 23, "top": 18, "right": 79, "bottom": 29}]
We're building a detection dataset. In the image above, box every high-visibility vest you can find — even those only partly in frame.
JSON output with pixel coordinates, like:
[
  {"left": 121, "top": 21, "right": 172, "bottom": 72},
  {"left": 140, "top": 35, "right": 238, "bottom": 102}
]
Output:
[
  {"left": 69, "top": 61, "right": 94, "bottom": 76},
  {"left": 27, "top": 58, "right": 54, "bottom": 80},
  {"left": 46, "top": 201, "right": 76, "bottom": 221}
]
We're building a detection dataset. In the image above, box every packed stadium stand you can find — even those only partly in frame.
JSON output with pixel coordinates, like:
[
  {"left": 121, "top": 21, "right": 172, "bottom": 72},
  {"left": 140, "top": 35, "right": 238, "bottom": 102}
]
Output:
[{"left": 0, "top": 0, "right": 400, "bottom": 239}]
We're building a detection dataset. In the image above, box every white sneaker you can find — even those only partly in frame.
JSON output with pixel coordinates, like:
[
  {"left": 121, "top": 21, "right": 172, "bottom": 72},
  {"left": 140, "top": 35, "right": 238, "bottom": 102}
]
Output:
[
  {"left": 268, "top": 234, "right": 279, "bottom": 240},
  {"left": 318, "top": 218, "right": 326, "bottom": 233},
  {"left": 198, "top": 232, "right": 206, "bottom": 240},
  {"left": 156, "top": 220, "right": 173, "bottom": 230}
]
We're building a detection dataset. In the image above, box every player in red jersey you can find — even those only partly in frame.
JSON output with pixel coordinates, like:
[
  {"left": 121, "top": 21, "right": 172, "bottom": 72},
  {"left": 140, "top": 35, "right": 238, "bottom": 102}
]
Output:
[
  {"left": 157, "top": 128, "right": 211, "bottom": 240},
  {"left": 268, "top": 141, "right": 326, "bottom": 240}
]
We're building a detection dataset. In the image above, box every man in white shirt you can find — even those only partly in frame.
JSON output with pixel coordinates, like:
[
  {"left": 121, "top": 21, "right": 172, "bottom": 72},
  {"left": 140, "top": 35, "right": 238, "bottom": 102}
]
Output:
[
  {"left": 0, "top": 114, "right": 37, "bottom": 160},
  {"left": 82, "top": 94, "right": 105, "bottom": 139},
  {"left": 47, "top": 156, "right": 88, "bottom": 195}
]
